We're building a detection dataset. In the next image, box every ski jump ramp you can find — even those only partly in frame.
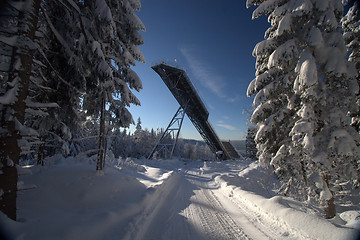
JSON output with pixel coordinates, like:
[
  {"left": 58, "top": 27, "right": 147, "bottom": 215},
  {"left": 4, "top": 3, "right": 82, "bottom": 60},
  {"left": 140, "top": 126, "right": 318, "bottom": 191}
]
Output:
[{"left": 152, "top": 63, "right": 240, "bottom": 160}]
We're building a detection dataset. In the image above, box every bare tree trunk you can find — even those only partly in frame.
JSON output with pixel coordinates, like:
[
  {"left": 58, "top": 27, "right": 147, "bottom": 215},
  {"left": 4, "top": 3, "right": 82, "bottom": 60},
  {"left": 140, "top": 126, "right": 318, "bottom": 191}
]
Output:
[
  {"left": 96, "top": 97, "right": 106, "bottom": 170},
  {"left": 322, "top": 173, "right": 336, "bottom": 219},
  {"left": 0, "top": 0, "right": 42, "bottom": 220},
  {"left": 37, "top": 135, "right": 46, "bottom": 166},
  {"left": 103, "top": 132, "right": 108, "bottom": 169},
  {"left": 283, "top": 177, "right": 293, "bottom": 196}
]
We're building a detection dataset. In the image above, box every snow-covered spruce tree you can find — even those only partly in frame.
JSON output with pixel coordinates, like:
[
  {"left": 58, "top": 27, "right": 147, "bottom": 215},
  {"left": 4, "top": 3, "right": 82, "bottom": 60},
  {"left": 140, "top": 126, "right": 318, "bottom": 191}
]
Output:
[
  {"left": 135, "top": 116, "right": 142, "bottom": 131},
  {"left": 111, "top": 128, "right": 125, "bottom": 158},
  {"left": 133, "top": 130, "right": 152, "bottom": 158},
  {"left": 247, "top": 0, "right": 304, "bottom": 198},
  {"left": 246, "top": 127, "right": 257, "bottom": 159},
  {"left": 0, "top": 0, "right": 43, "bottom": 220},
  {"left": 132, "top": 118, "right": 153, "bottom": 158},
  {"left": 342, "top": 0, "right": 360, "bottom": 132},
  {"left": 78, "top": 0, "right": 144, "bottom": 170},
  {"left": 0, "top": 0, "right": 86, "bottom": 220},
  {"left": 247, "top": 0, "right": 360, "bottom": 218},
  {"left": 30, "top": 0, "right": 85, "bottom": 164}
]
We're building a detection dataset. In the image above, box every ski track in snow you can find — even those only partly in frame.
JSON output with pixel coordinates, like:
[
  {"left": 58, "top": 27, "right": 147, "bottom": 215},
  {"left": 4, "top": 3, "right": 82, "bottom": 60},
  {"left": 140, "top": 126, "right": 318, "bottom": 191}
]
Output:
[
  {"left": 6, "top": 159, "right": 357, "bottom": 240},
  {"left": 124, "top": 167, "right": 299, "bottom": 240},
  {"left": 184, "top": 181, "right": 251, "bottom": 240},
  {"left": 9, "top": 160, "right": 359, "bottom": 240}
]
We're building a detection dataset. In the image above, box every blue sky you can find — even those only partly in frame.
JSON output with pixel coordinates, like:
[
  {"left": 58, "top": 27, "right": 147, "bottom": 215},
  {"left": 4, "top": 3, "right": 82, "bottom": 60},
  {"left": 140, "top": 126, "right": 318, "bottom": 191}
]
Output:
[{"left": 129, "top": 0, "right": 268, "bottom": 140}]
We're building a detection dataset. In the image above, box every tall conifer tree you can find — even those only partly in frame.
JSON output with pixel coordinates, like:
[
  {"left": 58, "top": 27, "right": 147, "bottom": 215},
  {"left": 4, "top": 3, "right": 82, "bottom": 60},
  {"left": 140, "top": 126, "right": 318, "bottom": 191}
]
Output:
[
  {"left": 78, "top": 0, "right": 144, "bottom": 170},
  {"left": 247, "top": 0, "right": 360, "bottom": 218},
  {"left": 342, "top": 0, "right": 360, "bottom": 132},
  {"left": 0, "top": 0, "right": 43, "bottom": 220}
]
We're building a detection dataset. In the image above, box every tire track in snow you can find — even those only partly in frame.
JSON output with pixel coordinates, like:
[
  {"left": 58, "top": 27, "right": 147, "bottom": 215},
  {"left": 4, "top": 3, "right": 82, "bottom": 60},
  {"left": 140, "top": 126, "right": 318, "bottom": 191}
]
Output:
[
  {"left": 199, "top": 189, "right": 250, "bottom": 239},
  {"left": 184, "top": 170, "right": 298, "bottom": 240},
  {"left": 183, "top": 173, "right": 251, "bottom": 240},
  {"left": 124, "top": 169, "right": 298, "bottom": 240},
  {"left": 123, "top": 172, "right": 205, "bottom": 240},
  {"left": 211, "top": 178, "right": 303, "bottom": 239}
]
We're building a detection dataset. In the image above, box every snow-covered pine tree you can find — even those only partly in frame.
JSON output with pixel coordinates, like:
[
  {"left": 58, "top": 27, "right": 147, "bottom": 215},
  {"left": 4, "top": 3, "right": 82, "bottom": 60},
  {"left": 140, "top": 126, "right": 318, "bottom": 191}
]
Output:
[
  {"left": 246, "top": 127, "right": 257, "bottom": 159},
  {"left": 183, "top": 142, "right": 195, "bottom": 160},
  {"left": 247, "top": 0, "right": 303, "bottom": 197},
  {"left": 111, "top": 128, "right": 123, "bottom": 158},
  {"left": 133, "top": 129, "right": 153, "bottom": 158},
  {"left": 78, "top": 0, "right": 144, "bottom": 170},
  {"left": 342, "top": 0, "right": 360, "bottom": 132},
  {"left": 0, "top": 0, "right": 43, "bottom": 220},
  {"left": 30, "top": 0, "right": 85, "bottom": 163},
  {"left": 135, "top": 117, "right": 142, "bottom": 131},
  {"left": 132, "top": 117, "right": 152, "bottom": 158},
  {"left": 247, "top": 0, "right": 360, "bottom": 218},
  {"left": 0, "top": 0, "right": 89, "bottom": 220}
]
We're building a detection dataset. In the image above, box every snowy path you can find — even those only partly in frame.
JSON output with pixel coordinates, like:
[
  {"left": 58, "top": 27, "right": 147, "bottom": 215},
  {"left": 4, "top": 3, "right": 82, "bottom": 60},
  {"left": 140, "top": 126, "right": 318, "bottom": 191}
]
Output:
[
  {"left": 124, "top": 167, "right": 297, "bottom": 240},
  {"left": 182, "top": 173, "right": 252, "bottom": 240},
  {"left": 4, "top": 158, "right": 358, "bottom": 240}
]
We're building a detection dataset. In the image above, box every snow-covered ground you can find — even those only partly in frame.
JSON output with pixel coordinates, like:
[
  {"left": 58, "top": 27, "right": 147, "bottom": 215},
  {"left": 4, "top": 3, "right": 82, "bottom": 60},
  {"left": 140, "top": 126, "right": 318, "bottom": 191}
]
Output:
[{"left": 1, "top": 156, "right": 359, "bottom": 240}]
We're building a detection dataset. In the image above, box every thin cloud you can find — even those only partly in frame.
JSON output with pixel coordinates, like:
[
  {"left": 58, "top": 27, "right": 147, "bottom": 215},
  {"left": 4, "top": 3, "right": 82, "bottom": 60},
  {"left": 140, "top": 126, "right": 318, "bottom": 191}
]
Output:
[
  {"left": 216, "top": 122, "right": 237, "bottom": 131},
  {"left": 227, "top": 96, "right": 238, "bottom": 103},
  {"left": 207, "top": 103, "right": 215, "bottom": 110},
  {"left": 180, "top": 47, "right": 226, "bottom": 99},
  {"left": 226, "top": 93, "right": 243, "bottom": 103}
]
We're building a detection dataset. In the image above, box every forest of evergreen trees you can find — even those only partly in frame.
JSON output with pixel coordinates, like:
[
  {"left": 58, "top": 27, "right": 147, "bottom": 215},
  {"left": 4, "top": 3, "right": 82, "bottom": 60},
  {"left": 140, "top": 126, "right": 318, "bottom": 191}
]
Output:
[
  {"left": 0, "top": 0, "right": 147, "bottom": 220},
  {"left": 67, "top": 117, "right": 215, "bottom": 161}
]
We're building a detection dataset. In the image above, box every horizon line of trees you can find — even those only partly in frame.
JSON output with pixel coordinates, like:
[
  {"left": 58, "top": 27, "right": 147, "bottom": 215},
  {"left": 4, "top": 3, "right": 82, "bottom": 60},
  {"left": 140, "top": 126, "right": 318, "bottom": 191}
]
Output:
[{"left": 39, "top": 117, "right": 216, "bottom": 162}]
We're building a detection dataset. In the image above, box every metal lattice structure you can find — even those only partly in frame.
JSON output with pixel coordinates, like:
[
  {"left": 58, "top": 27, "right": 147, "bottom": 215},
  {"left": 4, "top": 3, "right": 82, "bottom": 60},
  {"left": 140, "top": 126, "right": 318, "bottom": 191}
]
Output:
[
  {"left": 149, "top": 63, "right": 239, "bottom": 160},
  {"left": 147, "top": 106, "right": 185, "bottom": 159}
]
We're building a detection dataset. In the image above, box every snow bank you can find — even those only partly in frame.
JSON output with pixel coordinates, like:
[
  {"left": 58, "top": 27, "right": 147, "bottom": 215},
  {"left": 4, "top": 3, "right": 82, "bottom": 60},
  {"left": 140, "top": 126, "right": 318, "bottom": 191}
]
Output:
[
  {"left": 215, "top": 163, "right": 360, "bottom": 240},
  {"left": 0, "top": 157, "right": 175, "bottom": 240}
]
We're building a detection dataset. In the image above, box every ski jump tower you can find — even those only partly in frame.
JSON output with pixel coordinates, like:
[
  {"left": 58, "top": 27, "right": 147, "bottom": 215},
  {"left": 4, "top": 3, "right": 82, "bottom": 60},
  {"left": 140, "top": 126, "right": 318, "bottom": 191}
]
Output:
[{"left": 147, "top": 63, "right": 239, "bottom": 160}]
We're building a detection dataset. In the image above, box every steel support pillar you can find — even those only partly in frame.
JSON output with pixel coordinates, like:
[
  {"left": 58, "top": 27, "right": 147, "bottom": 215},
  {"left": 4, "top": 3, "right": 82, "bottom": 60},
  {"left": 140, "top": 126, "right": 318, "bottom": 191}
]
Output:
[{"left": 147, "top": 106, "right": 185, "bottom": 159}]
